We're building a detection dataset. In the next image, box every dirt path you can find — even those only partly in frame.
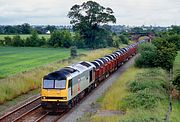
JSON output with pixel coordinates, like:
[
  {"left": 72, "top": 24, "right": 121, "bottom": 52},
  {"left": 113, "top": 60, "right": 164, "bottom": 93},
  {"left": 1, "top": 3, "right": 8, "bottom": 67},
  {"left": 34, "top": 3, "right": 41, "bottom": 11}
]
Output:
[{"left": 58, "top": 55, "right": 137, "bottom": 122}]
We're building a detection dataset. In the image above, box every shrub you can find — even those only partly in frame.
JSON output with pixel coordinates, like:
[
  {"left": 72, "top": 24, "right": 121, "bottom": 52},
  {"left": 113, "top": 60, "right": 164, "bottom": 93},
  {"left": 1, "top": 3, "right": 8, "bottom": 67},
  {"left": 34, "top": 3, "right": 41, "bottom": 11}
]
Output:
[
  {"left": 123, "top": 89, "right": 158, "bottom": 109},
  {"left": 71, "top": 46, "right": 77, "bottom": 58},
  {"left": 135, "top": 43, "right": 157, "bottom": 68},
  {"left": 49, "top": 30, "right": 72, "bottom": 48},
  {"left": 12, "top": 35, "right": 24, "bottom": 47},
  {"left": 4, "top": 36, "right": 12, "bottom": 46},
  {"left": 119, "top": 34, "right": 129, "bottom": 44},
  {"left": 172, "top": 75, "right": 180, "bottom": 91},
  {"left": 120, "top": 115, "right": 162, "bottom": 122}
]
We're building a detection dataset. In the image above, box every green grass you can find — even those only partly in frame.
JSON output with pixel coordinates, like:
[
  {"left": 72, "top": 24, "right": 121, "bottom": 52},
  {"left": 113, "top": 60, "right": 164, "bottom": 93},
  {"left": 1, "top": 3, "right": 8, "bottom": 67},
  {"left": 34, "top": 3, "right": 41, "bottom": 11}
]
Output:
[
  {"left": 91, "top": 67, "right": 170, "bottom": 122},
  {"left": 0, "top": 47, "right": 87, "bottom": 78},
  {"left": 0, "top": 47, "right": 115, "bottom": 104},
  {"left": 0, "top": 34, "right": 50, "bottom": 40}
]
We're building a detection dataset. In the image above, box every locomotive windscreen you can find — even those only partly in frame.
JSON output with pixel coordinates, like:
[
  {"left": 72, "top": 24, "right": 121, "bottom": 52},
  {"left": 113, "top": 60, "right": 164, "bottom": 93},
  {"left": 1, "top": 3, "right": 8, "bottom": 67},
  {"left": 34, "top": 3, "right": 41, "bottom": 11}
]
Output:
[{"left": 43, "top": 79, "right": 66, "bottom": 89}]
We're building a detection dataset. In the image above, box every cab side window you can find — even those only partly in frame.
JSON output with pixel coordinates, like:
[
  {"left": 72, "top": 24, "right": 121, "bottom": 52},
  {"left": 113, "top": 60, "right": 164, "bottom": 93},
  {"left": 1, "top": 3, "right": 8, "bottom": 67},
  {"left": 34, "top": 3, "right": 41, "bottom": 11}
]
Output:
[
  {"left": 90, "top": 70, "right": 92, "bottom": 82},
  {"left": 68, "top": 79, "right": 72, "bottom": 88}
]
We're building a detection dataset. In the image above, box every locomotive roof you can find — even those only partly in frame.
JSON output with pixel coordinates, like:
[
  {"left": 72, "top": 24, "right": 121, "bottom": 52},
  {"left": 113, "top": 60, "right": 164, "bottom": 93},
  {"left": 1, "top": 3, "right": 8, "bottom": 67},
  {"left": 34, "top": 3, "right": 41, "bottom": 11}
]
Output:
[
  {"left": 43, "top": 67, "right": 75, "bottom": 80},
  {"left": 91, "top": 61, "right": 100, "bottom": 68}
]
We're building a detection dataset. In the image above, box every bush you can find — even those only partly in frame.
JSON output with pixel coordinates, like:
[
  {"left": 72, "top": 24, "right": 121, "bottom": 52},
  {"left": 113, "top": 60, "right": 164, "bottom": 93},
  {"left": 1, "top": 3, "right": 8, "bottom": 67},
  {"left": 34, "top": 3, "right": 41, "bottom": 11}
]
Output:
[
  {"left": 49, "top": 30, "right": 72, "bottom": 48},
  {"left": 119, "top": 34, "right": 129, "bottom": 44},
  {"left": 123, "top": 89, "right": 158, "bottom": 109},
  {"left": 120, "top": 115, "right": 161, "bottom": 122},
  {"left": 12, "top": 35, "right": 24, "bottom": 47},
  {"left": 173, "top": 75, "right": 180, "bottom": 91},
  {"left": 153, "top": 38, "right": 177, "bottom": 70},
  {"left": 71, "top": 46, "right": 77, "bottom": 58},
  {"left": 167, "top": 35, "right": 180, "bottom": 50},
  {"left": 135, "top": 43, "right": 157, "bottom": 68},
  {"left": 4, "top": 36, "right": 12, "bottom": 46}
]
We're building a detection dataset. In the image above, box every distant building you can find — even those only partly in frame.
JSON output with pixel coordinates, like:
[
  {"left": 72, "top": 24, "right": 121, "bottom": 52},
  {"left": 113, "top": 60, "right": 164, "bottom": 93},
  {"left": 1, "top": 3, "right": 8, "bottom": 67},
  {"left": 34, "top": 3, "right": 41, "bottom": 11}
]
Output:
[{"left": 46, "top": 30, "right": 50, "bottom": 34}]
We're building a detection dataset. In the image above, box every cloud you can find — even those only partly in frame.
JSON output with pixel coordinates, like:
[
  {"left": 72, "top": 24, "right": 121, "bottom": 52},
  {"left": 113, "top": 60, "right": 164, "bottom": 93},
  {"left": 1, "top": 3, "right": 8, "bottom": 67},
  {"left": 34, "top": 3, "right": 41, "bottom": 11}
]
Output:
[{"left": 0, "top": 0, "right": 180, "bottom": 26}]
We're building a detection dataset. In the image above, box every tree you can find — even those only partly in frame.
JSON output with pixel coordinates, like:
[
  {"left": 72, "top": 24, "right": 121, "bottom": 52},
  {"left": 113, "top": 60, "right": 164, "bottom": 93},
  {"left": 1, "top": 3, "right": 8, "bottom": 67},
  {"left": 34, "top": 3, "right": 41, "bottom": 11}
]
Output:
[
  {"left": 21, "top": 23, "right": 31, "bottom": 34},
  {"left": 153, "top": 38, "right": 177, "bottom": 71},
  {"left": 73, "top": 32, "right": 85, "bottom": 48},
  {"left": 68, "top": 1, "right": 116, "bottom": 48},
  {"left": 4, "top": 36, "right": 12, "bottom": 46},
  {"left": 135, "top": 43, "right": 157, "bottom": 68},
  {"left": 30, "top": 29, "right": 39, "bottom": 46},
  {"left": 166, "top": 35, "right": 180, "bottom": 50},
  {"left": 12, "top": 35, "right": 24, "bottom": 47},
  {"left": 112, "top": 34, "right": 120, "bottom": 48},
  {"left": 119, "top": 34, "right": 129, "bottom": 44},
  {"left": 169, "top": 25, "right": 180, "bottom": 35},
  {"left": 49, "top": 30, "right": 72, "bottom": 48}
]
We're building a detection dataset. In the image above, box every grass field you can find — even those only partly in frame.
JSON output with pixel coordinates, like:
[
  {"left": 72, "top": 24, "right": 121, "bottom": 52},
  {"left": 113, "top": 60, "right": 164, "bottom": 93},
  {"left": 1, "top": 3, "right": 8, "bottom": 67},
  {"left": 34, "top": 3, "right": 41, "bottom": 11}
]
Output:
[
  {"left": 0, "top": 47, "right": 87, "bottom": 78},
  {"left": 0, "top": 34, "right": 50, "bottom": 40}
]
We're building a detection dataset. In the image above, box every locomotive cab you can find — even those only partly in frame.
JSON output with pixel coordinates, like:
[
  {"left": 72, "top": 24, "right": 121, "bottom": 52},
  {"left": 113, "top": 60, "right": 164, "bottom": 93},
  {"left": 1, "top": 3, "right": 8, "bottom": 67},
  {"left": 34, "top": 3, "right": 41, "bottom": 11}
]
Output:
[{"left": 41, "top": 68, "right": 74, "bottom": 110}]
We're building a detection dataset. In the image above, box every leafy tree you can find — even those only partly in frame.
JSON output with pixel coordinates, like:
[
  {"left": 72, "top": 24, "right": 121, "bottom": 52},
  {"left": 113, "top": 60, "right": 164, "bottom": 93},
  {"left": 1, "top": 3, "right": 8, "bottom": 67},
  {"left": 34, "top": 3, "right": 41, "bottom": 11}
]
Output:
[
  {"left": 166, "top": 35, "right": 180, "bottom": 50},
  {"left": 24, "top": 29, "right": 40, "bottom": 47},
  {"left": 73, "top": 32, "right": 85, "bottom": 48},
  {"left": 68, "top": 1, "right": 116, "bottom": 48},
  {"left": 169, "top": 25, "right": 180, "bottom": 35},
  {"left": 4, "top": 36, "right": 12, "bottom": 46},
  {"left": 119, "top": 34, "right": 129, "bottom": 44},
  {"left": 49, "top": 30, "right": 72, "bottom": 48},
  {"left": 4, "top": 26, "right": 18, "bottom": 34},
  {"left": 12, "top": 35, "right": 24, "bottom": 47},
  {"left": 153, "top": 38, "right": 177, "bottom": 71},
  {"left": 21, "top": 23, "right": 31, "bottom": 34},
  {"left": 112, "top": 34, "right": 120, "bottom": 48},
  {"left": 30, "top": 29, "right": 39, "bottom": 46},
  {"left": 135, "top": 43, "right": 157, "bottom": 68}
]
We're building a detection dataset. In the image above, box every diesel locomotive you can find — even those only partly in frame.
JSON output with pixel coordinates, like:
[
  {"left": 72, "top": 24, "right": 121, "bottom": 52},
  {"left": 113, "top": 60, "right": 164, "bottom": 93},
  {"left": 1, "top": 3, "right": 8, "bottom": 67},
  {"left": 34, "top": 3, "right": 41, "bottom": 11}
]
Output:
[{"left": 41, "top": 40, "right": 147, "bottom": 111}]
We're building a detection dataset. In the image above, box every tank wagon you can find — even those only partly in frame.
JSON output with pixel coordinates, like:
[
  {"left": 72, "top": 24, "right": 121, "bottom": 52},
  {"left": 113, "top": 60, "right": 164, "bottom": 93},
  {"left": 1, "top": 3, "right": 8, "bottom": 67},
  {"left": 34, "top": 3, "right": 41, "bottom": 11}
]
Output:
[{"left": 41, "top": 40, "right": 147, "bottom": 111}]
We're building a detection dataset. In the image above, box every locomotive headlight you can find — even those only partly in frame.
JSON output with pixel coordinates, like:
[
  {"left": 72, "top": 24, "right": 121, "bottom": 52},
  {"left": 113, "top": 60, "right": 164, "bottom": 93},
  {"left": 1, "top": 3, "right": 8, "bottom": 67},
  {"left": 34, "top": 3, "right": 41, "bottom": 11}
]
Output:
[
  {"left": 63, "top": 97, "right": 67, "bottom": 100},
  {"left": 42, "top": 97, "right": 46, "bottom": 99}
]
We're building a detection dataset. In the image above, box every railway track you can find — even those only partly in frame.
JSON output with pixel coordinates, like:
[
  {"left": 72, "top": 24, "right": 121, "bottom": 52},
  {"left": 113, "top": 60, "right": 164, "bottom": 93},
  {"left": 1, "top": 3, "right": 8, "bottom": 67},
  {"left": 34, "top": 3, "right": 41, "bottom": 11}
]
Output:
[{"left": 0, "top": 95, "right": 41, "bottom": 122}]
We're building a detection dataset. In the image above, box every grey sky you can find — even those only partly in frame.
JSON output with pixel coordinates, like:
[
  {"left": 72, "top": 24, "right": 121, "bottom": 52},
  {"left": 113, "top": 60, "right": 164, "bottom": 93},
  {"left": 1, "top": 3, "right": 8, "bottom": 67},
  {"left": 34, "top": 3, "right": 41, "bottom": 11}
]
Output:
[{"left": 0, "top": 0, "right": 180, "bottom": 26}]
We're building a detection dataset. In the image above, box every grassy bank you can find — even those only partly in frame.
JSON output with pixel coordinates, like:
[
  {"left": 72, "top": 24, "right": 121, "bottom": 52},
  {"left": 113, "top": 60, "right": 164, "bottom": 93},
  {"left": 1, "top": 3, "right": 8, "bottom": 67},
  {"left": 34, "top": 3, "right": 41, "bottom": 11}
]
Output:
[
  {"left": 0, "top": 46, "right": 88, "bottom": 78},
  {"left": 0, "top": 48, "right": 115, "bottom": 104},
  {"left": 90, "top": 67, "right": 171, "bottom": 122}
]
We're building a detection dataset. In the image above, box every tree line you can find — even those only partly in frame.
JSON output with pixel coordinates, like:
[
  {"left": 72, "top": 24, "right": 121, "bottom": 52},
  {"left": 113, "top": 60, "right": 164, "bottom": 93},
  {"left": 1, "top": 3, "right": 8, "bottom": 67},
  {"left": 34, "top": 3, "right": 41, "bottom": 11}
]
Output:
[
  {"left": 0, "top": 28, "right": 129, "bottom": 48},
  {"left": 0, "top": 23, "right": 63, "bottom": 34}
]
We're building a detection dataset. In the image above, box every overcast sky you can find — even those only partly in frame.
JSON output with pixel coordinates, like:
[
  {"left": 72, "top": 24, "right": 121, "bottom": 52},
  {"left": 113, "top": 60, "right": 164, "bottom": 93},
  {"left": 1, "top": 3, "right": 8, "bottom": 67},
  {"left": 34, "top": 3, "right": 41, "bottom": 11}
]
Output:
[{"left": 0, "top": 0, "right": 180, "bottom": 26}]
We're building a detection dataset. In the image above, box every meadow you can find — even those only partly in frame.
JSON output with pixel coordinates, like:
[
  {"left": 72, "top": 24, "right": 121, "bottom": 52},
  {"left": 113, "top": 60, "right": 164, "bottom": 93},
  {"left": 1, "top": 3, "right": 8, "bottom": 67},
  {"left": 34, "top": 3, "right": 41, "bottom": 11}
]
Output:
[
  {"left": 0, "top": 47, "right": 115, "bottom": 104},
  {"left": 0, "top": 47, "right": 87, "bottom": 78},
  {"left": 0, "top": 34, "right": 50, "bottom": 40}
]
